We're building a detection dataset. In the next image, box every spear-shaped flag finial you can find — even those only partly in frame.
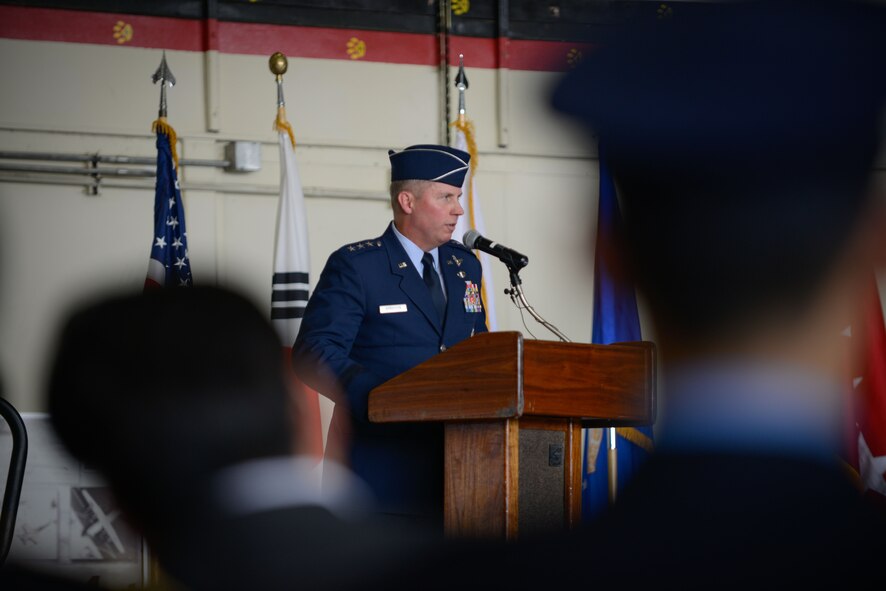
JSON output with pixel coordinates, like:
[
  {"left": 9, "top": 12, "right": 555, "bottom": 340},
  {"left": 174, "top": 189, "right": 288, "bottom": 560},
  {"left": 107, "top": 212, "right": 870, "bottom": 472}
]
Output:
[
  {"left": 152, "top": 51, "right": 176, "bottom": 120},
  {"left": 455, "top": 54, "right": 469, "bottom": 121}
]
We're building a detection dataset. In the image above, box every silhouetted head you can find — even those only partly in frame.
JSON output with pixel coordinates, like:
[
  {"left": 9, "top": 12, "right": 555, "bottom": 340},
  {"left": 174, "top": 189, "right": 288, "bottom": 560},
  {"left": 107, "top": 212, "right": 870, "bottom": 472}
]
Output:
[
  {"left": 46, "top": 287, "right": 293, "bottom": 542},
  {"left": 553, "top": 0, "right": 886, "bottom": 350}
]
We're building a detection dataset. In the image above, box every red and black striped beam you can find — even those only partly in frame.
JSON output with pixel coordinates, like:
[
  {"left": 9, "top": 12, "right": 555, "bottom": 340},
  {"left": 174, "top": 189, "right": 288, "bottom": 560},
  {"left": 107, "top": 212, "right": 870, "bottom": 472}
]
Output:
[{"left": 0, "top": 1, "right": 687, "bottom": 71}]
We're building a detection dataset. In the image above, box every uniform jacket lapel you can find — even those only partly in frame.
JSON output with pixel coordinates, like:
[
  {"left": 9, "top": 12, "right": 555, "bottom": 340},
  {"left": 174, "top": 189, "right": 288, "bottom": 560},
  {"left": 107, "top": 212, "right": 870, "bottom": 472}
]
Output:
[
  {"left": 440, "top": 245, "right": 466, "bottom": 339},
  {"left": 381, "top": 224, "right": 442, "bottom": 335}
]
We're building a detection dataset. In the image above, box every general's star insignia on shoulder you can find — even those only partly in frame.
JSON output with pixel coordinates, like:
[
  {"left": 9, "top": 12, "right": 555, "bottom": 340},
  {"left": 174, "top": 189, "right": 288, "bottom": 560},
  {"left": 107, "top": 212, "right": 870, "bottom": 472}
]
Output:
[{"left": 343, "top": 238, "right": 383, "bottom": 254}]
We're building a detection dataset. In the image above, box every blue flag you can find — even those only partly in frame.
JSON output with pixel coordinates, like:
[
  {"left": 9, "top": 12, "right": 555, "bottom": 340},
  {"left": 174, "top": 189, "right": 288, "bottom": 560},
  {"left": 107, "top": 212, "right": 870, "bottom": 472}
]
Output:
[
  {"left": 145, "top": 129, "right": 192, "bottom": 289},
  {"left": 582, "top": 156, "right": 653, "bottom": 519}
]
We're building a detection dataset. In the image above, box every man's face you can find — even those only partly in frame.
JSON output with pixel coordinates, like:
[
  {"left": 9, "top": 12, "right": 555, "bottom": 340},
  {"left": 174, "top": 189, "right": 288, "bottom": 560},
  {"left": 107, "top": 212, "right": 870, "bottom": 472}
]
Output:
[{"left": 405, "top": 181, "right": 464, "bottom": 251}]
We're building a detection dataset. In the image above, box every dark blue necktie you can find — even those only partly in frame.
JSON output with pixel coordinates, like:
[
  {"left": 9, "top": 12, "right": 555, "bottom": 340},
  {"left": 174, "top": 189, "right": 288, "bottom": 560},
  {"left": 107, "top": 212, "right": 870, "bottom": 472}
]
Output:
[{"left": 421, "top": 252, "right": 446, "bottom": 323}]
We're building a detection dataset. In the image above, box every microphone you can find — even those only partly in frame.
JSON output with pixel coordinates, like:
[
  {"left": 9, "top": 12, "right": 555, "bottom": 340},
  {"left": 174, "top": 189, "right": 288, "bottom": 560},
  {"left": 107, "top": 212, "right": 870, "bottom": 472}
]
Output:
[{"left": 463, "top": 229, "right": 529, "bottom": 270}]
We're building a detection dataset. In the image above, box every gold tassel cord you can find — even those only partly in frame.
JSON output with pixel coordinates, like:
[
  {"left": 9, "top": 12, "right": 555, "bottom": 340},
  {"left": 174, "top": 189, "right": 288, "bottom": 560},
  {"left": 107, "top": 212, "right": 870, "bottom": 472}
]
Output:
[
  {"left": 451, "top": 117, "right": 478, "bottom": 176},
  {"left": 451, "top": 118, "right": 479, "bottom": 241},
  {"left": 616, "top": 427, "right": 655, "bottom": 454},
  {"left": 151, "top": 117, "right": 179, "bottom": 170},
  {"left": 275, "top": 106, "right": 296, "bottom": 149},
  {"left": 451, "top": 117, "right": 492, "bottom": 331}
]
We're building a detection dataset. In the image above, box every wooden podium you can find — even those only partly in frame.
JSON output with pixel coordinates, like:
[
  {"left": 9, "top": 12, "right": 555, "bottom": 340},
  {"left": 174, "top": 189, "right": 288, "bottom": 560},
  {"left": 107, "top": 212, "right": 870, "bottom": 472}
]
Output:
[{"left": 368, "top": 331, "right": 655, "bottom": 539}]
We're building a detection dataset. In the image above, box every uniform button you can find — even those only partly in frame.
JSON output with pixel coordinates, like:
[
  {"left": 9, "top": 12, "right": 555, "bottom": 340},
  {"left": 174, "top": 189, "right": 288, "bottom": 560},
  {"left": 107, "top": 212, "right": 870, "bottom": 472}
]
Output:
[{"left": 439, "top": 344, "right": 447, "bottom": 352}]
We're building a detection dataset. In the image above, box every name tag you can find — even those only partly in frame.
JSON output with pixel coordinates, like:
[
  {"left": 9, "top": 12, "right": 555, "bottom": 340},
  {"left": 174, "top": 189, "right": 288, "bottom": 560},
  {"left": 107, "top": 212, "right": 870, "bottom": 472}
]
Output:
[{"left": 379, "top": 304, "right": 408, "bottom": 314}]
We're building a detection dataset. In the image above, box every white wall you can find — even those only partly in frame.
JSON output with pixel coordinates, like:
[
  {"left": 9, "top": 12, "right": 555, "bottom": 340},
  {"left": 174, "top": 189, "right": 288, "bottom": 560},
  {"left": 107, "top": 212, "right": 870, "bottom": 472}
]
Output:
[
  {"left": 0, "top": 38, "right": 602, "bottom": 413},
  {"left": 2, "top": 34, "right": 885, "bottom": 419}
]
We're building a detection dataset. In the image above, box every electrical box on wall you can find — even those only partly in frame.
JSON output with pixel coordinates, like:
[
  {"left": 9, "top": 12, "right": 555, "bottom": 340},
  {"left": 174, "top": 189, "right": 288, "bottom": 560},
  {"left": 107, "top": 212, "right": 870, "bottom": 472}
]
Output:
[{"left": 224, "top": 141, "right": 262, "bottom": 172}]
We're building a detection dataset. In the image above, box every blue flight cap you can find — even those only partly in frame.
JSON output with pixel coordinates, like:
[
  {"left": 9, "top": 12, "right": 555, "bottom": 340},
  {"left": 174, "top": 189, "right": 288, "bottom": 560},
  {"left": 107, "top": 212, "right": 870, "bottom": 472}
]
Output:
[{"left": 388, "top": 144, "right": 470, "bottom": 188}]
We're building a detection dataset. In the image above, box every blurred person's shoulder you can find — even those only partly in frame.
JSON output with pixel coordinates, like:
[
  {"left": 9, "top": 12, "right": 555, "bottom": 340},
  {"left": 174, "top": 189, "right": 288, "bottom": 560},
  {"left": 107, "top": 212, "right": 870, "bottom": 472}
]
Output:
[{"left": 0, "top": 562, "right": 99, "bottom": 590}]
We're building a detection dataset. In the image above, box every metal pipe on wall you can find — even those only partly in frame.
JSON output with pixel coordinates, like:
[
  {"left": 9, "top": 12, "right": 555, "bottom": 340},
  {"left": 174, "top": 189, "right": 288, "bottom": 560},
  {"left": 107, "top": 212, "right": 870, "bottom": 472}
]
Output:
[
  {"left": 0, "top": 151, "right": 230, "bottom": 168},
  {"left": 0, "top": 172, "right": 390, "bottom": 201},
  {"left": 496, "top": 0, "right": 511, "bottom": 148},
  {"left": 0, "top": 163, "right": 155, "bottom": 177},
  {"left": 204, "top": 0, "right": 221, "bottom": 132}
]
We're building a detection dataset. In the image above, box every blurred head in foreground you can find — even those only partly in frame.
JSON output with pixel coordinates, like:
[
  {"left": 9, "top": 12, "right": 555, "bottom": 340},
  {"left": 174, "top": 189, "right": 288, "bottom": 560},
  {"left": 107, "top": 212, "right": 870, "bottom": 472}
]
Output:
[
  {"left": 45, "top": 287, "right": 436, "bottom": 590},
  {"left": 553, "top": 0, "right": 886, "bottom": 368},
  {"left": 541, "top": 7, "right": 886, "bottom": 584},
  {"left": 46, "top": 287, "right": 297, "bottom": 544}
]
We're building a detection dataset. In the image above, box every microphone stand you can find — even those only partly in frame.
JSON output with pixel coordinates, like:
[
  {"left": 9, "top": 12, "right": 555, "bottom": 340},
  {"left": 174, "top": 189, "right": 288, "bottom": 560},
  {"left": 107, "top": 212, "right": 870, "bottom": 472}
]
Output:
[
  {"left": 504, "top": 268, "right": 571, "bottom": 343},
  {"left": 504, "top": 260, "right": 614, "bottom": 505}
]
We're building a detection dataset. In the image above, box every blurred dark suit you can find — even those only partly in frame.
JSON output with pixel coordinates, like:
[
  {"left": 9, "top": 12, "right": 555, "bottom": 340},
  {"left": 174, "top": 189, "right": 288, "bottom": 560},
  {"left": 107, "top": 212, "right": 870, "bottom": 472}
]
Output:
[{"left": 44, "top": 287, "right": 441, "bottom": 590}]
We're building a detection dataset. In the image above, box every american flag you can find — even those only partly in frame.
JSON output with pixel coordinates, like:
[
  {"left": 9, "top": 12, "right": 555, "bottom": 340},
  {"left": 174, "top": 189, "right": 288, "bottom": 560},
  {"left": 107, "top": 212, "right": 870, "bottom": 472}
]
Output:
[
  {"left": 851, "top": 280, "right": 886, "bottom": 501},
  {"left": 145, "top": 129, "right": 191, "bottom": 289}
]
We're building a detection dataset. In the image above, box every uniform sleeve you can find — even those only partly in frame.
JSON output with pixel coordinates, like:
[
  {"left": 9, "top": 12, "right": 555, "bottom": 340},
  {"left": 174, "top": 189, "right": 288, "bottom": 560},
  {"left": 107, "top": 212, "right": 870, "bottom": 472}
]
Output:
[
  {"left": 292, "top": 251, "right": 385, "bottom": 422},
  {"left": 475, "top": 275, "right": 489, "bottom": 335}
]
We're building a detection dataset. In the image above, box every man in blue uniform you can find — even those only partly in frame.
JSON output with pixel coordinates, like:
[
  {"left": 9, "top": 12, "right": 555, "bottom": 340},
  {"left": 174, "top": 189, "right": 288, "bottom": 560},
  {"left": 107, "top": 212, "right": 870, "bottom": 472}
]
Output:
[{"left": 293, "top": 144, "right": 487, "bottom": 519}]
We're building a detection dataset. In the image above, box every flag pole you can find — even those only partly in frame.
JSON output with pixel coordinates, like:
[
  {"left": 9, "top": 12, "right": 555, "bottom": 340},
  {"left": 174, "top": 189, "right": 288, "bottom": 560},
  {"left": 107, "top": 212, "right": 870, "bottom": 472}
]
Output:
[
  {"left": 607, "top": 427, "right": 618, "bottom": 504},
  {"left": 269, "top": 52, "right": 295, "bottom": 148},
  {"left": 145, "top": 52, "right": 181, "bottom": 580},
  {"left": 452, "top": 54, "right": 473, "bottom": 191},
  {"left": 452, "top": 55, "right": 497, "bottom": 333},
  {"left": 455, "top": 53, "right": 468, "bottom": 125},
  {"left": 267, "top": 51, "right": 325, "bottom": 459},
  {"left": 151, "top": 52, "right": 179, "bottom": 168}
]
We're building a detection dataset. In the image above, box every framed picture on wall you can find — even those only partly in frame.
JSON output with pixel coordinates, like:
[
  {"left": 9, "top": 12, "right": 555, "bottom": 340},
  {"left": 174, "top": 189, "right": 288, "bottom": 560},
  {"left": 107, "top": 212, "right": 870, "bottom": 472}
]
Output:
[{"left": 0, "top": 414, "right": 145, "bottom": 588}]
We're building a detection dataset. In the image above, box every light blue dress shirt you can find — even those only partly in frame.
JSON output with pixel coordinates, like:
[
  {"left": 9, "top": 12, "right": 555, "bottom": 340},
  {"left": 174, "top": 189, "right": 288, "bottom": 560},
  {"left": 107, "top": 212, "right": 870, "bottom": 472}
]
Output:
[{"left": 391, "top": 222, "right": 446, "bottom": 301}]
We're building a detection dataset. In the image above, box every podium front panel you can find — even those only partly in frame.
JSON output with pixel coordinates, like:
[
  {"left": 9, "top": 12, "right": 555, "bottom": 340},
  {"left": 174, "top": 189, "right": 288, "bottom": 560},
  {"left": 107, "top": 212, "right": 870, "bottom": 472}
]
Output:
[
  {"left": 444, "top": 420, "right": 519, "bottom": 539},
  {"left": 518, "top": 426, "right": 565, "bottom": 535}
]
